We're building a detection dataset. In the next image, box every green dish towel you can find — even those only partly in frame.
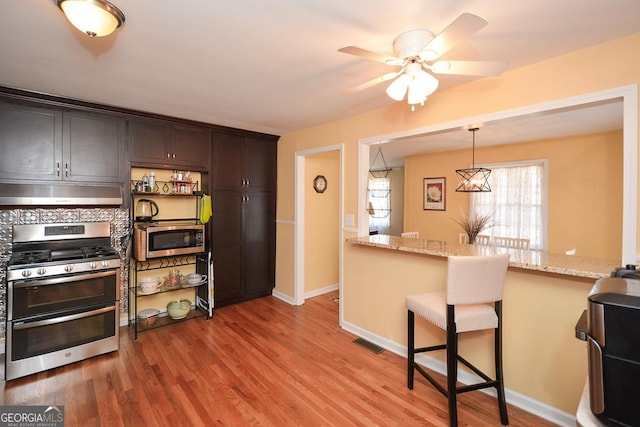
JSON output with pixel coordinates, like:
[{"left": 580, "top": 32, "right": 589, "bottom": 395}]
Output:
[{"left": 200, "top": 194, "right": 212, "bottom": 223}]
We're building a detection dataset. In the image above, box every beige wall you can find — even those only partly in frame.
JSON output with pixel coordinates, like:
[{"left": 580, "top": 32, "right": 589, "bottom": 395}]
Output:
[
  {"left": 402, "top": 131, "right": 623, "bottom": 259},
  {"left": 305, "top": 151, "right": 340, "bottom": 293},
  {"left": 274, "top": 32, "right": 640, "bottom": 417}
]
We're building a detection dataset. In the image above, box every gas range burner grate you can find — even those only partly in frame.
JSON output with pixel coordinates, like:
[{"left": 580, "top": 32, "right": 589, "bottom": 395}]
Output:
[
  {"left": 49, "top": 246, "right": 119, "bottom": 262},
  {"left": 9, "top": 246, "right": 119, "bottom": 267},
  {"left": 9, "top": 250, "right": 51, "bottom": 265},
  {"left": 82, "top": 246, "right": 119, "bottom": 258}
]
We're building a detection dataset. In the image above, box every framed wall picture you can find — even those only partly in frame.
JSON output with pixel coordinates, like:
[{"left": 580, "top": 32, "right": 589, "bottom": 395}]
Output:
[{"left": 424, "top": 177, "right": 446, "bottom": 210}]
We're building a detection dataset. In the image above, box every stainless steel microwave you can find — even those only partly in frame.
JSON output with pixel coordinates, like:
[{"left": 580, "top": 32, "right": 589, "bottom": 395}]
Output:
[{"left": 134, "top": 223, "right": 204, "bottom": 261}]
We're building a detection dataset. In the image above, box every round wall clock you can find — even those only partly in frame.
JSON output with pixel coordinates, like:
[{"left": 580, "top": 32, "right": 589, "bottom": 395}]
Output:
[{"left": 313, "top": 175, "right": 327, "bottom": 193}]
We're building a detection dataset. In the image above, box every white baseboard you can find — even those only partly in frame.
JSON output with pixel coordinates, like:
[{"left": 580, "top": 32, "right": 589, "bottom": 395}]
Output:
[
  {"left": 304, "top": 283, "right": 339, "bottom": 299},
  {"left": 272, "top": 285, "right": 339, "bottom": 305},
  {"left": 272, "top": 289, "right": 296, "bottom": 305},
  {"left": 341, "top": 320, "right": 577, "bottom": 427}
]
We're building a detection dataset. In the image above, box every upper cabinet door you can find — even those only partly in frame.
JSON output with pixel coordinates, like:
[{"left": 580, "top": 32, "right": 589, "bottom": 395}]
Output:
[
  {"left": 212, "top": 131, "right": 277, "bottom": 191},
  {"left": 171, "top": 125, "right": 210, "bottom": 168},
  {"left": 63, "top": 111, "right": 126, "bottom": 183},
  {"left": 244, "top": 137, "right": 276, "bottom": 191},
  {"left": 212, "top": 131, "right": 245, "bottom": 191},
  {"left": 0, "top": 102, "right": 62, "bottom": 181},
  {"left": 129, "top": 120, "right": 209, "bottom": 169},
  {"left": 128, "top": 120, "right": 172, "bottom": 164}
]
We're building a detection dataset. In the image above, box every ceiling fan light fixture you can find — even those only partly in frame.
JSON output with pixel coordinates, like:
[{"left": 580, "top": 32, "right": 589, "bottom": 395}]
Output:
[
  {"left": 386, "top": 74, "right": 410, "bottom": 101},
  {"left": 57, "top": 0, "right": 125, "bottom": 37},
  {"left": 413, "top": 70, "right": 439, "bottom": 96},
  {"left": 407, "top": 80, "right": 427, "bottom": 105}
]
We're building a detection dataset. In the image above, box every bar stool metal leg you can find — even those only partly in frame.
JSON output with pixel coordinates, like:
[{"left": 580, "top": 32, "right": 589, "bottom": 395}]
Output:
[
  {"left": 408, "top": 310, "right": 415, "bottom": 389},
  {"left": 495, "top": 301, "right": 509, "bottom": 425},
  {"left": 446, "top": 304, "right": 458, "bottom": 426}
]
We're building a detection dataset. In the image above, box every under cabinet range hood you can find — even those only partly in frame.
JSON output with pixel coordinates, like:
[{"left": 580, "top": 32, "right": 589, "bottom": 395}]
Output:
[{"left": 0, "top": 183, "right": 123, "bottom": 206}]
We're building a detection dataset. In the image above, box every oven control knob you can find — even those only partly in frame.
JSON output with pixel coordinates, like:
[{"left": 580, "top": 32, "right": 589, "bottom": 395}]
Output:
[
  {"left": 101, "top": 260, "right": 109, "bottom": 268},
  {"left": 64, "top": 265, "right": 74, "bottom": 272},
  {"left": 37, "top": 268, "right": 46, "bottom": 275},
  {"left": 89, "top": 262, "right": 97, "bottom": 269},
  {"left": 21, "top": 270, "right": 32, "bottom": 277}
]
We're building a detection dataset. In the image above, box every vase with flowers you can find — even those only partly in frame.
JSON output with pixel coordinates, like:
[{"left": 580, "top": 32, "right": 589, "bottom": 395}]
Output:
[{"left": 452, "top": 208, "right": 496, "bottom": 244}]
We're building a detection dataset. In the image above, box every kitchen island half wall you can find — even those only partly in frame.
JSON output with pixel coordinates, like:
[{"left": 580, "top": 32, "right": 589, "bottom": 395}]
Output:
[{"left": 343, "top": 234, "right": 621, "bottom": 423}]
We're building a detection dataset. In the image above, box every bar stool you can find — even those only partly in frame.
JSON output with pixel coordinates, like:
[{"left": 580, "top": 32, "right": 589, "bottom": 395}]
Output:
[{"left": 406, "top": 253, "right": 510, "bottom": 426}]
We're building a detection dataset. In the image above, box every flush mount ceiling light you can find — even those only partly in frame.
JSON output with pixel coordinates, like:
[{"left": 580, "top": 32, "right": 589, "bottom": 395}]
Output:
[
  {"left": 56, "top": 0, "right": 125, "bottom": 38},
  {"left": 339, "top": 13, "right": 507, "bottom": 111},
  {"left": 455, "top": 128, "right": 491, "bottom": 192}
]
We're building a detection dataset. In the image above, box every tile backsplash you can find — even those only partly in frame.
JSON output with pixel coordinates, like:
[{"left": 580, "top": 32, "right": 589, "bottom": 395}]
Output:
[{"left": 0, "top": 208, "right": 130, "bottom": 344}]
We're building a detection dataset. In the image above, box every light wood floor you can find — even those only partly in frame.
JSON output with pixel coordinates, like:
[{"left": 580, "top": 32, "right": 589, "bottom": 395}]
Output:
[{"left": 1, "top": 291, "right": 559, "bottom": 426}]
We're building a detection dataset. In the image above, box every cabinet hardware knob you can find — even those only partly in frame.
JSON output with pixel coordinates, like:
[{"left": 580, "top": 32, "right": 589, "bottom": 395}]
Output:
[
  {"left": 167, "top": 152, "right": 170, "bottom": 160},
  {"left": 56, "top": 162, "right": 60, "bottom": 176},
  {"left": 172, "top": 153, "right": 176, "bottom": 160},
  {"left": 65, "top": 163, "right": 69, "bottom": 177}
]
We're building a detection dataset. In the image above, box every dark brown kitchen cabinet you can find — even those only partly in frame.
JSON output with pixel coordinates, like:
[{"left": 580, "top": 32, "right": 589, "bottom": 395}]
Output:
[
  {"left": 212, "top": 133, "right": 276, "bottom": 191},
  {"left": 63, "top": 111, "right": 126, "bottom": 183},
  {"left": 212, "top": 191, "right": 276, "bottom": 305},
  {"left": 0, "top": 102, "right": 125, "bottom": 183},
  {"left": 211, "top": 130, "right": 278, "bottom": 307},
  {"left": 129, "top": 119, "right": 210, "bottom": 169},
  {"left": 0, "top": 102, "right": 61, "bottom": 181}
]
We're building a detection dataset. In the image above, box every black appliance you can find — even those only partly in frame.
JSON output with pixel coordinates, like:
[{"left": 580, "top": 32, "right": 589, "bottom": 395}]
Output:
[
  {"left": 5, "top": 222, "right": 121, "bottom": 381},
  {"left": 575, "top": 274, "right": 640, "bottom": 426}
]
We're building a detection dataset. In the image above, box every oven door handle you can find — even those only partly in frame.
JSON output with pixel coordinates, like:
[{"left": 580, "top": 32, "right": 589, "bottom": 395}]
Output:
[
  {"left": 12, "top": 306, "right": 115, "bottom": 330},
  {"left": 12, "top": 270, "right": 117, "bottom": 288}
]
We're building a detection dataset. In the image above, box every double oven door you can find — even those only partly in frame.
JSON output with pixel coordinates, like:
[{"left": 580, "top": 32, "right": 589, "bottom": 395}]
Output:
[{"left": 6, "top": 268, "right": 120, "bottom": 381}]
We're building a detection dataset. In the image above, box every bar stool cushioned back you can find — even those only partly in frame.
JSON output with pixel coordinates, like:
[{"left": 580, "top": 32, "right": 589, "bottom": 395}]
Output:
[{"left": 406, "top": 253, "right": 510, "bottom": 426}]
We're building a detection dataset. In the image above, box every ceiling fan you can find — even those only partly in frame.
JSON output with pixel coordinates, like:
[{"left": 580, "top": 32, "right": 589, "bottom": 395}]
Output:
[{"left": 339, "top": 12, "right": 507, "bottom": 110}]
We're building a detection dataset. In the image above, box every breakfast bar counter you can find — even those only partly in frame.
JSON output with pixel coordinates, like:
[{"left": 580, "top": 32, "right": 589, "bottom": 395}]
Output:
[
  {"left": 341, "top": 234, "right": 622, "bottom": 424},
  {"left": 346, "top": 234, "right": 621, "bottom": 279}
]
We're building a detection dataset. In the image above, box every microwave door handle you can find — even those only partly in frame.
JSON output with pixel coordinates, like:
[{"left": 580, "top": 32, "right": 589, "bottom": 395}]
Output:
[{"left": 12, "top": 306, "right": 115, "bottom": 330}]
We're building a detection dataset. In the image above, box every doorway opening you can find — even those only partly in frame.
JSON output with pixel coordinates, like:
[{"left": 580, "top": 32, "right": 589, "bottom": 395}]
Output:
[{"left": 294, "top": 144, "right": 344, "bottom": 323}]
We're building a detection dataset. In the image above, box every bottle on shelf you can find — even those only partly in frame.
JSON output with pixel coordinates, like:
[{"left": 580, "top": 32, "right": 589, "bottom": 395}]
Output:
[
  {"left": 142, "top": 173, "right": 149, "bottom": 192},
  {"left": 149, "top": 172, "right": 156, "bottom": 190}
]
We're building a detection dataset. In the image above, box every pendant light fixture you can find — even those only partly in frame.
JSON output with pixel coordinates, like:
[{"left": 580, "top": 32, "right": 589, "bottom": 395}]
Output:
[
  {"left": 57, "top": 0, "right": 125, "bottom": 38},
  {"left": 455, "top": 127, "right": 491, "bottom": 192},
  {"left": 369, "top": 144, "right": 392, "bottom": 179}
]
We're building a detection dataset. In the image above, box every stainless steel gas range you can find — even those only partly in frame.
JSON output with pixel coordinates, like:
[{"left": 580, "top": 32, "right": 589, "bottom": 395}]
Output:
[{"left": 5, "top": 222, "right": 121, "bottom": 381}]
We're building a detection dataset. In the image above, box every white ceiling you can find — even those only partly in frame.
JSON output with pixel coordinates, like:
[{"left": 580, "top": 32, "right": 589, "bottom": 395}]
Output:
[{"left": 0, "top": 1, "right": 639, "bottom": 139}]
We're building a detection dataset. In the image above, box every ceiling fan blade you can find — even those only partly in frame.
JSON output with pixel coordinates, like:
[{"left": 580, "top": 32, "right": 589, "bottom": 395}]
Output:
[
  {"left": 430, "top": 60, "right": 508, "bottom": 76},
  {"left": 342, "top": 71, "right": 403, "bottom": 95},
  {"left": 339, "top": 46, "right": 405, "bottom": 66},
  {"left": 420, "top": 12, "right": 488, "bottom": 61}
]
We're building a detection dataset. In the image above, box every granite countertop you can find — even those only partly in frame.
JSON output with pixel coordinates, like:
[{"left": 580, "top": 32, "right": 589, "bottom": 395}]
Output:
[{"left": 347, "top": 234, "right": 622, "bottom": 279}]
